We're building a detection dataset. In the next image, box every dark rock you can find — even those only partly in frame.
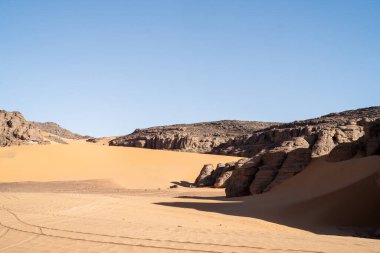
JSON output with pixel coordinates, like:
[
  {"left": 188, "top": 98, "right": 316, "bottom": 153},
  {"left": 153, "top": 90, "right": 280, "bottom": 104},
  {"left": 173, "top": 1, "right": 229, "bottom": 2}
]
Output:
[
  {"left": 225, "top": 157, "right": 261, "bottom": 197},
  {"left": 214, "top": 163, "right": 235, "bottom": 188},
  {"left": 327, "top": 143, "right": 358, "bottom": 162},
  {"left": 249, "top": 151, "right": 288, "bottom": 194},
  {"left": 194, "top": 164, "right": 215, "bottom": 187},
  {"left": 265, "top": 148, "right": 312, "bottom": 191}
]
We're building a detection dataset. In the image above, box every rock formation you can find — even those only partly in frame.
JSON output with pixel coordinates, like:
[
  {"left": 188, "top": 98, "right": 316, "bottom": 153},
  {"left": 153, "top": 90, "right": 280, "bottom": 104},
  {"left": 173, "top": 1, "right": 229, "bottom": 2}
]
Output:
[
  {"left": 110, "top": 107, "right": 380, "bottom": 158},
  {"left": 109, "top": 120, "right": 278, "bottom": 153},
  {"left": 194, "top": 164, "right": 215, "bottom": 187},
  {"left": 0, "top": 110, "right": 45, "bottom": 146},
  {"left": 213, "top": 107, "right": 378, "bottom": 157},
  {"left": 192, "top": 107, "right": 380, "bottom": 197},
  {"left": 31, "top": 122, "right": 88, "bottom": 140},
  {"left": 226, "top": 117, "right": 380, "bottom": 197}
]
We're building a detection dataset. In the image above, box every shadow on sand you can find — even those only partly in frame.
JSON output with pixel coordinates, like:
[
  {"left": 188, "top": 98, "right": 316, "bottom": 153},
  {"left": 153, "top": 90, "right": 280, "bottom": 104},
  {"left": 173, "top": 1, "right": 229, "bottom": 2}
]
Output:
[
  {"left": 170, "top": 181, "right": 194, "bottom": 187},
  {"left": 158, "top": 172, "right": 380, "bottom": 238}
]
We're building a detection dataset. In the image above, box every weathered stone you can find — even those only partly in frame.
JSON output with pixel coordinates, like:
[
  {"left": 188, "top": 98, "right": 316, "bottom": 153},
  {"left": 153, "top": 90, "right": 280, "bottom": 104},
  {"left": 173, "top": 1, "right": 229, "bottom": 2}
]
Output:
[
  {"left": 225, "top": 157, "right": 262, "bottom": 197},
  {"left": 327, "top": 143, "right": 358, "bottom": 162},
  {"left": 362, "top": 119, "right": 380, "bottom": 156},
  {"left": 214, "top": 164, "right": 235, "bottom": 188},
  {"left": 0, "top": 110, "right": 45, "bottom": 146},
  {"left": 249, "top": 151, "right": 287, "bottom": 194},
  {"left": 210, "top": 163, "right": 226, "bottom": 183},
  {"left": 265, "top": 148, "right": 312, "bottom": 191},
  {"left": 311, "top": 129, "right": 336, "bottom": 157},
  {"left": 194, "top": 164, "right": 214, "bottom": 187},
  {"left": 109, "top": 120, "right": 277, "bottom": 154}
]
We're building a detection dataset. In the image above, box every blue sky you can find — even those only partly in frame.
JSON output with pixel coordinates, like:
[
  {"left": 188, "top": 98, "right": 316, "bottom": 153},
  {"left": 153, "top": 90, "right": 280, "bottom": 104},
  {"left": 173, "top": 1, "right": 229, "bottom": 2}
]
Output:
[{"left": 1, "top": 0, "right": 379, "bottom": 137}]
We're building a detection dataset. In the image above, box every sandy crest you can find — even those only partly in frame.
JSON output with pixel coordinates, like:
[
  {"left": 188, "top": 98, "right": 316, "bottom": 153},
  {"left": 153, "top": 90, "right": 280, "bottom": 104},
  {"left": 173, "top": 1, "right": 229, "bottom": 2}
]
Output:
[{"left": 0, "top": 142, "right": 379, "bottom": 252}]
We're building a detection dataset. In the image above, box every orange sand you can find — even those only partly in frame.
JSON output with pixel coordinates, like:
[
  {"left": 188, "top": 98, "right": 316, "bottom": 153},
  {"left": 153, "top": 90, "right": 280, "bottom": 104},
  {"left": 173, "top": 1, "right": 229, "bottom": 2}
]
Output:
[
  {"left": 0, "top": 142, "right": 379, "bottom": 252},
  {"left": 0, "top": 141, "right": 238, "bottom": 189}
]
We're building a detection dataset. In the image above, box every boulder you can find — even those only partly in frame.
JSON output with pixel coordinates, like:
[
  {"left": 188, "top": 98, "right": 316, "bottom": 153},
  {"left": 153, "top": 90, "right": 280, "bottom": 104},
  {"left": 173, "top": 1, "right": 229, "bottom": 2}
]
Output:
[
  {"left": 225, "top": 157, "right": 261, "bottom": 197},
  {"left": 194, "top": 164, "right": 214, "bottom": 187},
  {"left": 0, "top": 110, "right": 45, "bottom": 146},
  {"left": 214, "top": 163, "right": 235, "bottom": 188}
]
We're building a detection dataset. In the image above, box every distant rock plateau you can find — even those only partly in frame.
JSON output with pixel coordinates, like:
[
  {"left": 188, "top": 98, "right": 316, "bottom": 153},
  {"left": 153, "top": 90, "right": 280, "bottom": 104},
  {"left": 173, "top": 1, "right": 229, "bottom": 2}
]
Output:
[{"left": 110, "top": 106, "right": 380, "bottom": 157}]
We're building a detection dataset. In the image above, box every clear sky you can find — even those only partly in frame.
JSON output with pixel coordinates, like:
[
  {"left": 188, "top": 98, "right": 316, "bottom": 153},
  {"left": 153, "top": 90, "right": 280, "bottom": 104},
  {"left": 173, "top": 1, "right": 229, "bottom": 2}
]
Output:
[{"left": 1, "top": 0, "right": 379, "bottom": 137}]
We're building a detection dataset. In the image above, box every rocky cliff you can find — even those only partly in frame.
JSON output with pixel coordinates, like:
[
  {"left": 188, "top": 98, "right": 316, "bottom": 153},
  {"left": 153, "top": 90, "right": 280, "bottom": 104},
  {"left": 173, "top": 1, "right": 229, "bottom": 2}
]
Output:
[
  {"left": 110, "top": 107, "right": 380, "bottom": 158},
  {"left": 109, "top": 120, "right": 278, "bottom": 153},
  {"left": 214, "top": 106, "right": 380, "bottom": 157},
  {"left": 0, "top": 110, "right": 45, "bottom": 146},
  {"left": 192, "top": 107, "right": 380, "bottom": 197}
]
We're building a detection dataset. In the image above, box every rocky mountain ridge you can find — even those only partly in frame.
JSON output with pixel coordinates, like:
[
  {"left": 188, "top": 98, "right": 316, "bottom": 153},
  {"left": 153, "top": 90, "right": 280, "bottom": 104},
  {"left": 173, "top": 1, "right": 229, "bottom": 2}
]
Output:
[
  {"left": 109, "top": 107, "right": 380, "bottom": 159},
  {"left": 109, "top": 120, "right": 278, "bottom": 153},
  {"left": 214, "top": 106, "right": 380, "bottom": 157}
]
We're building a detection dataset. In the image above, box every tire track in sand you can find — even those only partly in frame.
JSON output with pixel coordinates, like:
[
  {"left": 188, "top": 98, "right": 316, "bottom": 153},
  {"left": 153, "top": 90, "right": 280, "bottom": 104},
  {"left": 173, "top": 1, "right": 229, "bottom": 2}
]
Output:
[{"left": 0, "top": 207, "right": 325, "bottom": 253}]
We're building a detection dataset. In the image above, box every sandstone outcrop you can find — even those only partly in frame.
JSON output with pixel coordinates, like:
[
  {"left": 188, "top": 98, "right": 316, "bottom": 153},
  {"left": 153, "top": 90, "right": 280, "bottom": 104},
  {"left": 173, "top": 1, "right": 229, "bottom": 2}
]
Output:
[
  {"left": 194, "top": 107, "right": 380, "bottom": 197},
  {"left": 214, "top": 107, "right": 379, "bottom": 157},
  {"left": 213, "top": 163, "right": 235, "bottom": 188},
  {"left": 110, "top": 107, "right": 380, "bottom": 158},
  {"left": 194, "top": 162, "right": 236, "bottom": 188},
  {"left": 0, "top": 110, "right": 45, "bottom": 146},
  {"left": 109, "top": 120, "right": 278, "bottom": 153},
  {"left": 229, "top": 117, "right": 380, "bottom": 197},
  {"left": 194, "top": 164, "right": 215, "bottom": 187}
]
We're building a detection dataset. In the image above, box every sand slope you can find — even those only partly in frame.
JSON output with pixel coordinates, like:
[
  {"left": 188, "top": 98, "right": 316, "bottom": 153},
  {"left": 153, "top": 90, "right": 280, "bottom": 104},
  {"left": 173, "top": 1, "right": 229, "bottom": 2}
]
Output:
[
  {"left": 0, "top": 143, "right": 379, "bottom": 252},
  {"left": 0, "top": 141, "right": 238, "bottom": 189}
]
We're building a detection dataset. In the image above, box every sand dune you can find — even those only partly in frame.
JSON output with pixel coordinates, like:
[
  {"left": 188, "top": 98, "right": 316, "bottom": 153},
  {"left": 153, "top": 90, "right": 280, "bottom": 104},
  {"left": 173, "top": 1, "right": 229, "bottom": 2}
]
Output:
[
  {"left": 0, "top": 142, "right": 379, "bottom": 252},
  {"left": 0, "top": 141, "right": 238, "bottom": 189}
]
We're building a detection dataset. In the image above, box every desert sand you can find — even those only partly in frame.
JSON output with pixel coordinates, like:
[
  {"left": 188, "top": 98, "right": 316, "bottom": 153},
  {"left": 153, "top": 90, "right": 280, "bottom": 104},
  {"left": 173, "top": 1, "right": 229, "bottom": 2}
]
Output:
[
  {"left": 0, "top": 141, "right": 237, "bottom": 189},
  {"left": 0, "top": 142, "right": 379, "bottom": 253}
]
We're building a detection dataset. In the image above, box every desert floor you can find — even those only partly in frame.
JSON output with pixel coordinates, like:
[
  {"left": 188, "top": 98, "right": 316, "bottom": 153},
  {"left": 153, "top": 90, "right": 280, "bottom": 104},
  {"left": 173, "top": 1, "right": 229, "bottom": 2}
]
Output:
[{"left": 0, "top": 142, "right": 379, "bottom": 253}]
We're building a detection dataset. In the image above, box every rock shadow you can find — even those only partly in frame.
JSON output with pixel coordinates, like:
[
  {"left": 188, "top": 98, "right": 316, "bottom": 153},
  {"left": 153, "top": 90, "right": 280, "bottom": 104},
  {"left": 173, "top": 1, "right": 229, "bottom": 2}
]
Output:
[
  {"left": 170, "top": 181, "right": 194, "bottom": 187},
  {"left": 158, "top": 172, "right": 380, "bottom": 238}
]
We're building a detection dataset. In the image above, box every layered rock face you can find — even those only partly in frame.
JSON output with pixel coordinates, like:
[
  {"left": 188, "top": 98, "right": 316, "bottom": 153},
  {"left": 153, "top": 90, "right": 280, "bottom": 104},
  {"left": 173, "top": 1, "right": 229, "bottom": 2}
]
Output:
[
  {"left": 110, "top": 107, "right": 380, "bottom": 158},
  {"left": 109, "top": 120, "right": 277, "bottom": 153},
  {"left": 214, "top": 107, "right": 380, "bottom": 157},
  {"left": 0, "top": 110, "right": 45, "bottom": 146},
  {"left": 226, "top": 118, "right": 380, "bottom": 197},
  {"left": 192, "top": 107, "right": 380, "bottom": 197}
]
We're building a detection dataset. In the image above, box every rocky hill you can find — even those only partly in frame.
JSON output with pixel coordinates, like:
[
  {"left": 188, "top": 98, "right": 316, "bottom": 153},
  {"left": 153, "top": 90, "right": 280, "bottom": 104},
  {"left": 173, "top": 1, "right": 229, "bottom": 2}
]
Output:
[
  {"left": 1, "top": 110, "right": 87, "bottom": 147},
  {"left": 109, "top": 120, "right": 279, "bottom": 153},
  {"left": 214, "top": 106, "right": 380, "bottom": 157},
  {"left": 110, "top": 107, "right": 380, "bottom": 159},
  {"left": 31, "top": 122, "right": 88, "bottom": 140},
  {"left": 192, "top": 106, "right": 380, "bottom": 197},
  {"left": 0, "top": 110, "right": 45, "bottom": 146}
]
